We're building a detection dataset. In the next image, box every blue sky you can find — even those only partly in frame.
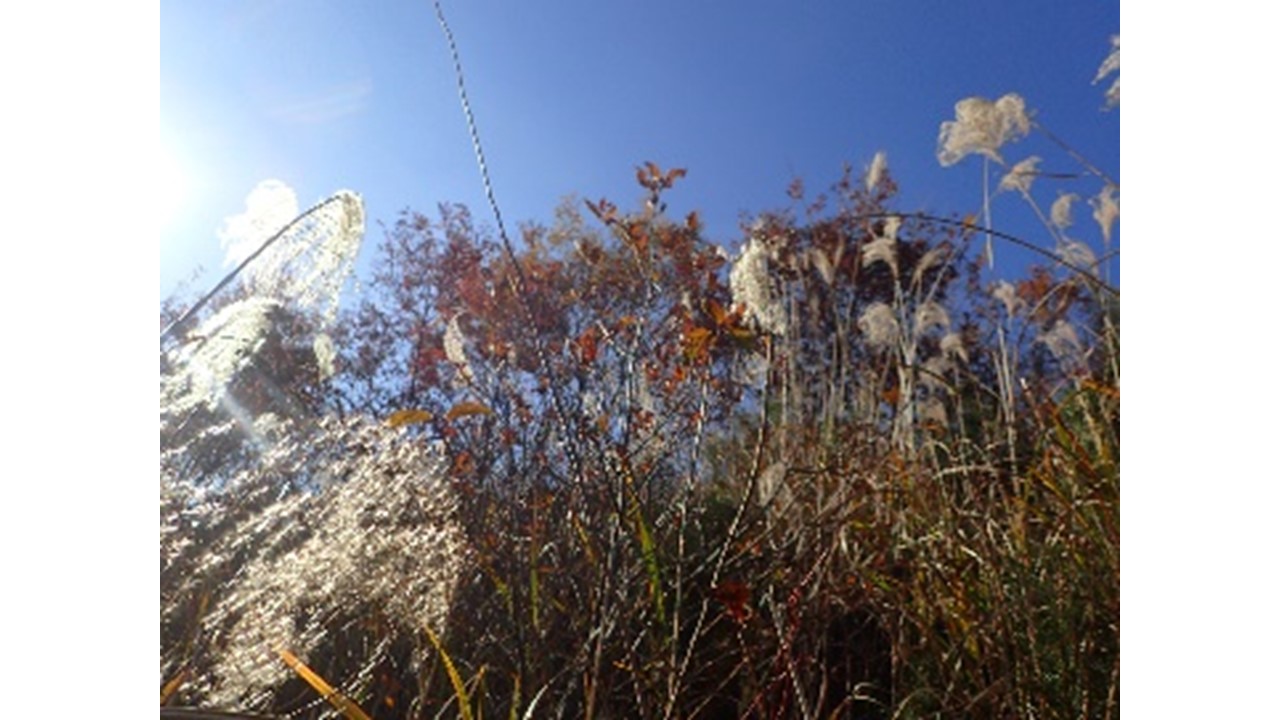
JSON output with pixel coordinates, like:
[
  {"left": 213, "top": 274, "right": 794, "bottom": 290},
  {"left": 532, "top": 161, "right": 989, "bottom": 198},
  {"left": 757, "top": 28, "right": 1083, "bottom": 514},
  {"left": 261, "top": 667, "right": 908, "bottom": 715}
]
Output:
[{"left": 160, "top": 1, "right": 1119, "bottom": 298}]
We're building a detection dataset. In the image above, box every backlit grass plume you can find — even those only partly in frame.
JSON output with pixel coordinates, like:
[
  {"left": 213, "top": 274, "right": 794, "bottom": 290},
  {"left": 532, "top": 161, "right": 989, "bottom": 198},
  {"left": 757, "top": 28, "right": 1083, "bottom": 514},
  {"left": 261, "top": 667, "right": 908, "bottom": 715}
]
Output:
[{"left": 172, "top": 416, "right": 466, "bottom": 710}]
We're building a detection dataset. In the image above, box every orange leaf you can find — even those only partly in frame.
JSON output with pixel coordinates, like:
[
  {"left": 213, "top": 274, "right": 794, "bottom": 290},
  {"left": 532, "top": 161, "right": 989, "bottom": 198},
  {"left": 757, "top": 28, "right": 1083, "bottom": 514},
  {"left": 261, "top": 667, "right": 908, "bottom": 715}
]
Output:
[
  {"left": 705, "top": 298, "right": 728, "bottom": 326},
  {"left": 682, "top": 326, "right": 712, "bottom": 362},
  {"left": 727, "top": 323, "right": 757, "bottom": 346}
]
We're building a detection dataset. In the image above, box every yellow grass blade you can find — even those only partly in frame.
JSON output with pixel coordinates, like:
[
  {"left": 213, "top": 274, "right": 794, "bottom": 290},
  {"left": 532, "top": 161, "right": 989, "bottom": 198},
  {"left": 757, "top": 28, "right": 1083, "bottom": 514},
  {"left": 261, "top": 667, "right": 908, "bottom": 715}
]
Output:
[{"left": 423, "top": 623, "right": 475, "bottom": 720}]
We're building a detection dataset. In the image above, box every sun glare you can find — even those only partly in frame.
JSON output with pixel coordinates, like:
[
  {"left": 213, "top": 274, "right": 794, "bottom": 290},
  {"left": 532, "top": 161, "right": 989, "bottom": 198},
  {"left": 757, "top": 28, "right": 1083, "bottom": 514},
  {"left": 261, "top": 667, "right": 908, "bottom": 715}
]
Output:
[{"left": 155, "top": 133, "right": 190, "bottom": 238}]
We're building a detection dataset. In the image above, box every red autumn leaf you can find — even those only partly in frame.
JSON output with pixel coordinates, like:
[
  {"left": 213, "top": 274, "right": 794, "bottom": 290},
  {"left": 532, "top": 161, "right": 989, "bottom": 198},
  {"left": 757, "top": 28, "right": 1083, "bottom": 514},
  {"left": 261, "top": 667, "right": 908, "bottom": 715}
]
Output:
[
  {"left": 453, "top": 450, "right": 475, "bottom": 474},
  {"left": 585, "top": 197, "right": 617, "bottom": 224},
  {"left": 575, "top": 326, "right": 600, "bottom": 365},
  {"left": 712, "top": 581, "right": 752, "bottom": 623}
]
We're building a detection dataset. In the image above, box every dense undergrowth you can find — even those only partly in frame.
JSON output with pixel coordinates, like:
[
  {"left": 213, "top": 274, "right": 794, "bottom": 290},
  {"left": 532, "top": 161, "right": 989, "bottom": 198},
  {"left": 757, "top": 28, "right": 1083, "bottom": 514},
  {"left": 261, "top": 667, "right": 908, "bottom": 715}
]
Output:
[{"left": 161, "top": 38, "right": 1118, "bottom": 720}]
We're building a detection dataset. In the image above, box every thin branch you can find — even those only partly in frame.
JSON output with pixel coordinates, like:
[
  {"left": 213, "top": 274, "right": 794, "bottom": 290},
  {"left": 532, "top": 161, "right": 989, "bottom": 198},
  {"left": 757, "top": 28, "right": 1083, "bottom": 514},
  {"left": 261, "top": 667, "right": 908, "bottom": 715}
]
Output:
[
  {"left": 431, "top": 0, "right": 588, "bottom": 483},
  {"left": 1032, "top": 121, "right": 1118, "bottom": 188}
]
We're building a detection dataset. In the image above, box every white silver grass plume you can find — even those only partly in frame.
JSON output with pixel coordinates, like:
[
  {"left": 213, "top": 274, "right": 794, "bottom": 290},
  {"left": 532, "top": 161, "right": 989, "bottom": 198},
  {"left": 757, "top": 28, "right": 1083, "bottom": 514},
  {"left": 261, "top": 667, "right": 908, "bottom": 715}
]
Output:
[
  {"left": 215, "top": 186, "right": 365, "bottom": 327},
  {"left": 919, "top": 354, "right": 953, "bottom": 392},
  {"left": 940, "top": 332, "right": 968, "bottom": 364},
  {"left": 912, "top": 244, "right": 952, "bottom": 289},
  {"left": 919, "top": 395, "right": 948, "bottom": 426},
  {"left": 913, "top": 301, "right": 951, "bottom": 337},
  {"left": 862, "top": 217, "right": 901, "bottom": 277},
  {"left": 937, "top": 93, "right": 1031, "bottom": 167},
  {"left": 1038, "top": 320, "right": 1085, "bottom": 372},
  {"left": 1095, "top": 35, "right": 1120, "bottom": 109},
  {"left": 865, "top": 151, "right": 889, "bottom": 191},
  {"left": 810, "top": 247, "right": 835, "bottom": 286},
  {"left": 1091, "top": 184, "right": 1120, "bottom": 246},
  {"left": 162, "top": 297, "right": 283, "bottom": 416},
  {"left": 1051, "top": 193, "right": 1080, "bottom": 230},
  {"left": 755, "top": 461, "right": 790, "bottom": 511},
  {"left": 999, "top": 156, "right": 1042, "bottom": 195},
  {"left": 313, "top": 332, "right": 337, "bottom": 380},
  {"left": 165, "top": 415, "right": 466, "bottom": 709},
  {"left": 444, "top": 313, "right": 474, "bottom": 383},
  {"left": 730, "top": 234, "right": 787, "bottom": 335},
  {"left": 858, "top": 302, "right": 900, "bottom": 351},
  {"left": 991, "top": 280, "right": 1024, "bottom": 317},
  {"left": 248, "top": 190, "right": 365, "bottom": 326},
  {"left": 1058, "top": 237, "right": 1099, "bottom": 277}
]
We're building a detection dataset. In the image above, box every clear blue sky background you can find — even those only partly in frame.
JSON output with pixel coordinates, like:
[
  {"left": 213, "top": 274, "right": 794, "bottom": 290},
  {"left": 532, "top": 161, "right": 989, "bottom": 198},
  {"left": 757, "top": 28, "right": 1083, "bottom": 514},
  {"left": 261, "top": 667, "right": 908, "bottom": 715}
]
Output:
[{"left": 160, "top": 0, "right": 1119, "bottom": 298}]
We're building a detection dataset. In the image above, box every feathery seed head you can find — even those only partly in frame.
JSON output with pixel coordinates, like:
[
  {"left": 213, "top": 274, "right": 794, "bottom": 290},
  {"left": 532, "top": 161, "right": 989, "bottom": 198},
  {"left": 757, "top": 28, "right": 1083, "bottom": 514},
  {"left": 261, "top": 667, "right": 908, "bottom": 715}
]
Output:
[
  {"left": 1038, "top": 320, "right": 1085, "bottom": 372},
  {"left": 1057, "top": 237, "right": 1098, "bottom": 276},
  {"left": 1095, "top": 35, "right": 1120, "bottom": 109},
  {"left": 913, "top": 301, "right": 951, "bottom": 337},
  {"left": 183, "top": 416, "right": 467, "bottom": 708},
  {"left": 163, "top": 297, "right": 283, "bottom": 414},
  {"left": 937, "top": 93, "right": 1031, "bottom": 167},
  {"left": 866, "top": 151, "right": 889, "bottom": 191},
  {"left": 811, "top": 247, "right": 836, "bottom": 286},
  {"left": 940, "top": 332, "right": 968, "bottom": 364},
  {"left": 858, "top": 302, "right": 900, "bottom": 351},
  {"left": 862, "top": 218, "right": 901, "bottom": 277},
  {"left": 444, "top": 314, "right": 474, "bottom": 382},
  {"left": 730, "top": 235, "right": 787, "bottom": 335},
  {"left": 999, "top": 156, "right": 1042, "bottom": 195},
  {"left": 1091, "top": 184, "right": 1119, "bottom": 245},
  {"left": 912, "top": 243, "right": 952, "bottom": 288},
  {"left": 991, "top": 281, "right": 1024, "bottom": 317},
  {"left": 1051, "top": 193, "right": 1080, "bottom": 230}
]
